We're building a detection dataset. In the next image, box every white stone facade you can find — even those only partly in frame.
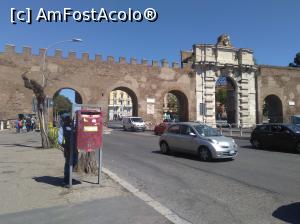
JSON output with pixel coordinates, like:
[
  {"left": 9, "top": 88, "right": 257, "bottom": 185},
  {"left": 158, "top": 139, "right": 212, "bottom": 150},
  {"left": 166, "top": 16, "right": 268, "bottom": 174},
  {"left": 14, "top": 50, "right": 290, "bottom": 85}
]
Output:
[{"left": 192, "top": 43, "right": 257, "bottom": 127}]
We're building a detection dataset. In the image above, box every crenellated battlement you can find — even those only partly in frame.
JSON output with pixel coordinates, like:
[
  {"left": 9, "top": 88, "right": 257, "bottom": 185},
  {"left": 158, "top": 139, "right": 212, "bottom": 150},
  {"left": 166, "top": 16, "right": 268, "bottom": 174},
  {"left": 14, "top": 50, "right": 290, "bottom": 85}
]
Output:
[{"left": 1, "top": 44, "right": 183, "bottom": 69}]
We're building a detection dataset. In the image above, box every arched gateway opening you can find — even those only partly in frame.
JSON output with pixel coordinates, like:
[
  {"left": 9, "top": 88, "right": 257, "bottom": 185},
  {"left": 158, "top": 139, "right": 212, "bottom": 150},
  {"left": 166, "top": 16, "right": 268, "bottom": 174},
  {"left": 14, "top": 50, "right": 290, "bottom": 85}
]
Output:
[
  {"left": 215, "top": 76, "right": 237, "bottom": 125},
  {"left": 263, "top": 95, "right": 283, "bottom": 123},
  {"left": 108, "top": 87, "right": 138, "bottom": 121},
  {"left": 163, "top": 90, "right": 189, "bottom": 122},
  {"left": 52, "top": 88, "right": 83, "bottom": 126}
]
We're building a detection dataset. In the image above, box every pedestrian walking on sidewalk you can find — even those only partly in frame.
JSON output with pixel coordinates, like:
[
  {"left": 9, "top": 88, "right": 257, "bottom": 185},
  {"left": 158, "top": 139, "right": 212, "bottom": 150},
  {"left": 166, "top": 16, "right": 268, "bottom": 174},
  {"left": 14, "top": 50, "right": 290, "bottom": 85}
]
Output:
[
  {"left": 18, "top": 119, "right": 23, "bottom": 133},
  {"left": 15, "top": 119, "right": 20, "bottom": 133},
  {"left": 26, "top": 117, "right": 31, "bottom": 132},
  {"left": 22, "top": 118, "right": 26, "bottom": 132},
  {"left": 31, "top": 116, "right": 36, "bottom": 131}
]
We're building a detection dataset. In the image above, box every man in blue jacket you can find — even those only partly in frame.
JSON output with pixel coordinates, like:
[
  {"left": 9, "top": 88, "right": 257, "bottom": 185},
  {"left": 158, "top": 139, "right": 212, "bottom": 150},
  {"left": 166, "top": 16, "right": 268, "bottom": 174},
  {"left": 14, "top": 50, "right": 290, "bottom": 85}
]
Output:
[{"left": 59, "top": 116, "right": 78, "bottom": 185}]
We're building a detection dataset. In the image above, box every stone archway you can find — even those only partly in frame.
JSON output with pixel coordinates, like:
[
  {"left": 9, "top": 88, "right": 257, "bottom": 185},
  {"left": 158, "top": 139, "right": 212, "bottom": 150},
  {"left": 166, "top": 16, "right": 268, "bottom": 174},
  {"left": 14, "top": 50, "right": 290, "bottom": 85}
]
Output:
[
  {"left": 108, "top": 87, "right": 138, "bottom": 121},
  {"left": 163, "top": 90, "right": 189, "bottom": 122},
  {"left": 52, "top": 88, "right": 83, "bottom": 126},
  {"left": 192, "top": 36, "right": 257, "bottom": 127},
  {"left": 263, "top": 95, "right": 283, "bottom": 123},
  {"left": 215, "top": 75, "right": 237, "bottom": 125}
]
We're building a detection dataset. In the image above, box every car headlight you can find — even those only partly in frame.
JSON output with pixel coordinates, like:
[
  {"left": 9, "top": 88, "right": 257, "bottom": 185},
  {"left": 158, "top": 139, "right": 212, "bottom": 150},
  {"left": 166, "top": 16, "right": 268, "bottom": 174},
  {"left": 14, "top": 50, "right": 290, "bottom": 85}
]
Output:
[{"left": 207, "top": 138, "right": 218, "bottom": 144}]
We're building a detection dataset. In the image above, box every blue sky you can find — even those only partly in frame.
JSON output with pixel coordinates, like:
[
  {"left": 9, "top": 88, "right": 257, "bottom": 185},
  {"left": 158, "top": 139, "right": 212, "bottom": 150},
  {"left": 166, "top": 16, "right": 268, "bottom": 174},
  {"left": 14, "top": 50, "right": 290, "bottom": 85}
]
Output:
[
  {"left": 1, "top": 0, "right": 299, "bottom": 67},
  {"left": 59, "top": 89, "right": 75, "bottom": 103}
]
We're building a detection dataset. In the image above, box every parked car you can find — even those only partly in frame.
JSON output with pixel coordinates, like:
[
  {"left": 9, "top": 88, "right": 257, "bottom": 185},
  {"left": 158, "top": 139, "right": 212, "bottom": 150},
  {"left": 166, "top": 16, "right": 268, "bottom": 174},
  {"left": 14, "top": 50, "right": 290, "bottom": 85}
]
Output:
[
  {"left": 159, "top": 122, "right": 238, "bottom": 161},
  {"left": 122, "top": 116, "right": 146, "bottom": 132},
  {"left": 154, "top": 119, "right": 176, "bottom": 135},
  {"left": 291, "top": 115, "right": 300, "bottom": 125},
  {"left": 250, "top": 124, "right": 300, "bottom": 153}
]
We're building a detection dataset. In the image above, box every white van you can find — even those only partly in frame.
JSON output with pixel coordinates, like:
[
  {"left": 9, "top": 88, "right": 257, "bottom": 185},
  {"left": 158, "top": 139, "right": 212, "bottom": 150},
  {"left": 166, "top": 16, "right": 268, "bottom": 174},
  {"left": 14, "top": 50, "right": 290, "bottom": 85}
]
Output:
[{"left": 122, "top": 117, "right": 146, "bottom": 131}]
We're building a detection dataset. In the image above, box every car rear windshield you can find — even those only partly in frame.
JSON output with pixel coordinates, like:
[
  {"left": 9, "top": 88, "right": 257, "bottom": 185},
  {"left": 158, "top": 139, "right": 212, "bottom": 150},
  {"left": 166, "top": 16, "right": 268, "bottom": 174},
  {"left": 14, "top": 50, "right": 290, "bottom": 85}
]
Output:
[
  {"left": 194, "top": 125, "right": 221, "bottom": 137},
  {"left": 131, "top": 118, "right": 143, "bottom": 122}
]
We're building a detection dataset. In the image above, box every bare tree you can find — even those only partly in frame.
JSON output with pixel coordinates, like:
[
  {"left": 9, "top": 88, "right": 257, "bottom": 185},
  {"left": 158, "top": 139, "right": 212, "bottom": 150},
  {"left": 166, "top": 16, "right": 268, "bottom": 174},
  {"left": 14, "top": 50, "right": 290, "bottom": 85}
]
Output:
[
  {"left": 75, "top": 151, "right": 98, "bottom": 175},
  {"left": 21, "top": 71, "right": 51, "bottom": 148}
]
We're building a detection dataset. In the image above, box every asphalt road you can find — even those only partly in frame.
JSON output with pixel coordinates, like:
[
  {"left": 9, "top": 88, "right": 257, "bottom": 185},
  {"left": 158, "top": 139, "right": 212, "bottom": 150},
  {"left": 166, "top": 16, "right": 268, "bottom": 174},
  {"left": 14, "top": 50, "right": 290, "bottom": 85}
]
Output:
[{"left": 103, "top": 129, "right": 300, "bottom": 224}]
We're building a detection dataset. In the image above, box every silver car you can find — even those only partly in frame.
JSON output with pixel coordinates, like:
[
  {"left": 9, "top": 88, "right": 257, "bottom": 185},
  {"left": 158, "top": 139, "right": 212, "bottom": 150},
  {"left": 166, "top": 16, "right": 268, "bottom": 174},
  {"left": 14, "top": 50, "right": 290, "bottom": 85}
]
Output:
[{"left": 159, "top": 122, "right": 238, "bottom": 161}]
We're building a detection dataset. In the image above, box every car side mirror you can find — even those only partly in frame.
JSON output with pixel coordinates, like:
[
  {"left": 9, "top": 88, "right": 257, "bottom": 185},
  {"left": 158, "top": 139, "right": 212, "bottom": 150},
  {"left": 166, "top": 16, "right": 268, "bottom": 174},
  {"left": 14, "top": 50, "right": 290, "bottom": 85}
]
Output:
[
  {"left": 284, "top": 130, "right": 290, "bottom": 135},
  {"left": 189, "top": 132, "right": 196, "bottom": 137}
]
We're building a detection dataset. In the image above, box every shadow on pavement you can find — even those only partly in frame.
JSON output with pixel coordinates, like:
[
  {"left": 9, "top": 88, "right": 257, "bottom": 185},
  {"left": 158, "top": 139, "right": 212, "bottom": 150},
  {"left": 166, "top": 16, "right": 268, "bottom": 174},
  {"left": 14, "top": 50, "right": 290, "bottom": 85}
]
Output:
[
  {"left": 0, "top": 143, "right": 42, "bottom": 149},
  {"left": 244, "top": 145, "right": 299, "bottom": 155},
  {"left": 107, "top": 126, "right": 123, "bottom": 130},
  {"left": 14, "top": 144, "right": 42, "bottom": 149},
  {"left": 152, "top": 150, "right": 200, "bottom": 162},
  {"left": 272, "top": 202, "right": 300, "bottom": 224},
  {"left": 152, "top": 150, "right": 233, "bottom": 163},
  {"left": 33, "top": 176, "right": 81, "bottom": 187},
  {"left": 242, "top": 145, "right": 255, "bottom": 149}
]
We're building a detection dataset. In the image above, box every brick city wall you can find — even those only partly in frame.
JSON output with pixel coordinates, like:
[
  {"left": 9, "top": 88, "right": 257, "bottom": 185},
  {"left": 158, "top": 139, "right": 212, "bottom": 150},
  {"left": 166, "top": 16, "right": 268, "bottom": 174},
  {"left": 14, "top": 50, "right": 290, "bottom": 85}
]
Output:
[
  {"left": 257, "top": 65, "right": 300, "bottom": 123},
  {"left": 0, "top": 45, "right": 196, "bottom": 126},
  {"left": 1, "top": 44, "right": 300, "bottom": 126}
]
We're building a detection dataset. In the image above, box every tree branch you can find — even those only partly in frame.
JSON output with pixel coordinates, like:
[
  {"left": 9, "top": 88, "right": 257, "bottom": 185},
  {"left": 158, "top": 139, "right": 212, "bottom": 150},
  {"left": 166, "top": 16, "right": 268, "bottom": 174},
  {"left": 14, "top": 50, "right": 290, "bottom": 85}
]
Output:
[{"left": 21, "top": 71, "right": 46, "bottom": 100}]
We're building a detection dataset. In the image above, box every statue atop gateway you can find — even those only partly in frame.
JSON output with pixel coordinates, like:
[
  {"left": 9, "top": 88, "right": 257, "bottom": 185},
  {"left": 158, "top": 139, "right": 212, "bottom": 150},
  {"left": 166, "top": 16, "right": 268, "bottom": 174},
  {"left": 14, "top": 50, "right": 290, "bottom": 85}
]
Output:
[{"left": 216, "top": 33, "right": 232, "bottom": 47}]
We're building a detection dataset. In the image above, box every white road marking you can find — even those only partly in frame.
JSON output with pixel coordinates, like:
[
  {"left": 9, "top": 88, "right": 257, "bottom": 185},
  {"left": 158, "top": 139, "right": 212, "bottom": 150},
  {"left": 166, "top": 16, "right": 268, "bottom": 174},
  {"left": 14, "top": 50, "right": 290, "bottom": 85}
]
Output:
[{"left": 103, "top": 168, "right": 194, "bottom": 224}]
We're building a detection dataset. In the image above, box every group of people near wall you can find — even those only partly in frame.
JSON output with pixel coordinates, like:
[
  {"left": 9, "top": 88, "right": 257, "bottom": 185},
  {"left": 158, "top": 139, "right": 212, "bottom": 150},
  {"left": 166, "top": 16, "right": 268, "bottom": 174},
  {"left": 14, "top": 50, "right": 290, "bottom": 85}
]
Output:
[{"left": 15, "top": 116, "right": 36, "bottom": 133}]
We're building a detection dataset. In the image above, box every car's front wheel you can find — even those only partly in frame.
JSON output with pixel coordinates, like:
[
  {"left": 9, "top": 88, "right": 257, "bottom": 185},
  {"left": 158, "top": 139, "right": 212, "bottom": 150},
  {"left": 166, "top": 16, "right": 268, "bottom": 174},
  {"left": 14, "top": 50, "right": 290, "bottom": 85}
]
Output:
[
  {"left": 251, "top": 138, "right": 261, "bottom": 149},
  {"left": 296, "top": 143, "right": 300, "bottom": 154},
  {"left": 160, "top": 142, "right": 169, "bottom": 154},
  {"left": 199, "top": 147, "right": 212, "bottom": 162}
]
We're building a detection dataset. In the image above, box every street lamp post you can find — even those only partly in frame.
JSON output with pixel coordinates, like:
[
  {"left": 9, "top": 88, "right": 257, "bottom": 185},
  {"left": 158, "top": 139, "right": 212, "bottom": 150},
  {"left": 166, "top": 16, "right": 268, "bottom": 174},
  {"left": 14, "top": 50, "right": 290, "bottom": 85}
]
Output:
[
  {"left": 42, "top": 38, "right": 83, "bottom": 87},
  {"left": 41, "top": 38, "right": 83, "bottom": 129}
]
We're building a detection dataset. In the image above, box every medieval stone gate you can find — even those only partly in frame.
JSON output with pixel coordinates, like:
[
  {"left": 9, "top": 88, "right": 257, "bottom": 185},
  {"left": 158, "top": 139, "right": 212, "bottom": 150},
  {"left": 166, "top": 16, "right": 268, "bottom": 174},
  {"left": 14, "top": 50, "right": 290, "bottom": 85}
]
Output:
[
  {"left": 182, "top": 34, "right": 257, "bottom": 127},
  {"left": 0, "top": 35, "right": 299, "bottom": 127}
]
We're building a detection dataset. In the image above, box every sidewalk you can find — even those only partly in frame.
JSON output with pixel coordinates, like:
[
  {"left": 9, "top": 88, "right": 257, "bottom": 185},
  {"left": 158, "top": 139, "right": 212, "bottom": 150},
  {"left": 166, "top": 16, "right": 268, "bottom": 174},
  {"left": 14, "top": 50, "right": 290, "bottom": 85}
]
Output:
[{"left": 0, "top": 131, "right": 171, "bottom": 224}]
